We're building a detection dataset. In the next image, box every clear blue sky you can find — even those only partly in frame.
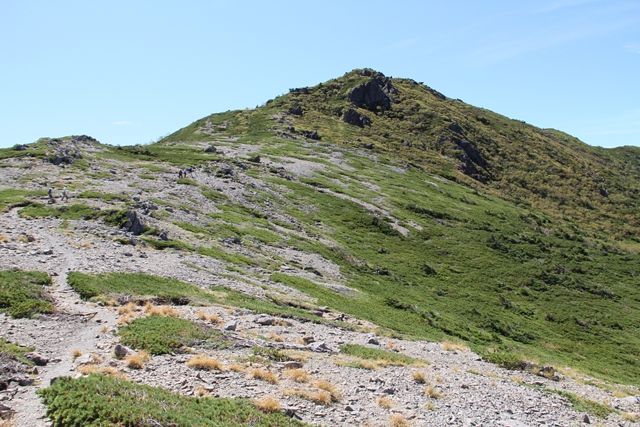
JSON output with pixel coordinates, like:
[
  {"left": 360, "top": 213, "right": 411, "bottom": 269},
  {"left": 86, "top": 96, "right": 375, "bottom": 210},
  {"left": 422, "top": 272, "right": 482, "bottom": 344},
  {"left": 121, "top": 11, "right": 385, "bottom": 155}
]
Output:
[{"left": 1, "top": 0, "right": 639, "bottom": 149}]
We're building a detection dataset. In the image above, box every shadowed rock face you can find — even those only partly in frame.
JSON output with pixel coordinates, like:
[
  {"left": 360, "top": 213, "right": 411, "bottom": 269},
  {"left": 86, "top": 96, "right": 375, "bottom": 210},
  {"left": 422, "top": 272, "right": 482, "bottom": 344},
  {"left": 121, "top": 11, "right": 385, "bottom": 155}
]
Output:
[
  {"left": 349, "top": 77, "right": 397, "bottom": 113},
  {"left": 343, "top": 108, "right": 371, "bottom": 127}
]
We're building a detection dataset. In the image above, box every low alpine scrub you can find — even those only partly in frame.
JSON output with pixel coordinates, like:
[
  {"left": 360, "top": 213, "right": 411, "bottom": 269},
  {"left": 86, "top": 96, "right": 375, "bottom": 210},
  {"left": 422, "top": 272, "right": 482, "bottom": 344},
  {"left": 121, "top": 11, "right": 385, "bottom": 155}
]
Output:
[
  {"left": 38, "top": 374, "right": 309, "bottom": 426},
  {"left": 0, "top": 270, "right": 53, "bottom": 318},
  {"left": 118, "top": 315, "right": 216, "bottom": 355}
]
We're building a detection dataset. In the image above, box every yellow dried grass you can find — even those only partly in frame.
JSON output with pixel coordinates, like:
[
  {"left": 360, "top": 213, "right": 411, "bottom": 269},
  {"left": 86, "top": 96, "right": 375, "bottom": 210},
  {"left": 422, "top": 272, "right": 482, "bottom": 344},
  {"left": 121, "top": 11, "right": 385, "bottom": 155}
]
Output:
[
  {"left": 253, "top": 396, "right": 282, "bottom": 414},
  {"left": 186, "top": 355, "right": 225, "bottom": 371}
]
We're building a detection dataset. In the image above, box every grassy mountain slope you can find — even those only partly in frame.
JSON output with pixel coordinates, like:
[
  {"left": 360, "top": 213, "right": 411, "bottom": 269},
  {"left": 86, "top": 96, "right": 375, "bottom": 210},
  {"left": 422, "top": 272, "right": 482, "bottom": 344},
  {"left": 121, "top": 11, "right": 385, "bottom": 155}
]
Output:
[{"left": 2, "top": 69, "right": 639, "bottom": 386}]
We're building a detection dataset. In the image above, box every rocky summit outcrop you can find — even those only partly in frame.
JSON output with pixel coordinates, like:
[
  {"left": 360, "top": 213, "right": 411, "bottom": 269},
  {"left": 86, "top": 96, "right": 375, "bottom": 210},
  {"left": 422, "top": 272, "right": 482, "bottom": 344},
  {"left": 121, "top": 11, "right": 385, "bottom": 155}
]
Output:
[{"left": 348, "top": 76, "right": 397, "bottom": 113}]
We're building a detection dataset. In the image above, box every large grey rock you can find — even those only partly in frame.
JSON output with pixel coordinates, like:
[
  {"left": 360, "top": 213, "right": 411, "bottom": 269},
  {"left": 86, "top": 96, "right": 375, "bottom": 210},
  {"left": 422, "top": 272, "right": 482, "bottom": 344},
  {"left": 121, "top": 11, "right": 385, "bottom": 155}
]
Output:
[
  {"left": 124, "top": 211, "right": 146, "bottom": 235},
  {"left": 23, "top": 352, "right": 48, "bottom": 366},
  {"left": 114, "top": 344, "right": 133, "bottom": 360},
  {"left": 222, "top": 321, "right": 237, "bottom": 331}
]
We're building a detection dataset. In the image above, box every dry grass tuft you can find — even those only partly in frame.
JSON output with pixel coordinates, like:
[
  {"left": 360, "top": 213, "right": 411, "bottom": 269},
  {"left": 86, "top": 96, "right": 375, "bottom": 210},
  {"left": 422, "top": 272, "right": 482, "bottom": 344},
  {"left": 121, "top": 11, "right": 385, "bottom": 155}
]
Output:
[
  {"left": 425, "top": 401, "right": 437, "bottom": 411},
  {"left": 253, "top": 396, "right": 282, "bottom": 414},
  {"left": 195, "top": 386, "right": 212, "bottom": 397},
  {"left": 78, "top": 364, "right": 125, "bottom": 378},
  {"left": 268, "top": 333, "right": 285, "bottom": 343},
  {"left": 227, "top": 363, "right": 246, "bottom": 373},
  {"left": 125, "top": 351, "right": 151, "bottom": 369},
  {"left": 116, "top": 315, "right": 133, "bottom": 325},
  {"left": 0, "top": 420, "right": 16, "bottom": 427},
  {"left": 145, "top": 303, "right": 180, "bottom": 318},
  {"left": 100, "top": 326, "right": 109, "bottom": 333},
  {"left": 71, "top": 349, "right": 83, "bottom": 359},
  {"left": 441, "top": 340, "right": 469, "bottom": 352},
  {"left": 250, "top": 369, "right": 279, "bottom": 384},
  {"left": 425, "top": 384, "right": 444, "bottom": 399},
  {"left": 377, "top": 396, "right": 394, "bottom": 408},
  {"left": 196, "top": 311, "right": 220, "bottom": 323},
  {"left": 412, "top": 371, "right": 426, "bottom": 383},
  {"left": 187, "top": 355, "right": 225, "bottom": 371},
  {"left": 16, "top": 235, "right": 29, "bottom": 243},
  {"left": 622, "top": 413, "right": 639, "bottom": 422},
  {"left": 118, "top": 302, "right": 138, "bottom": 315},
  {"left": 0, "top": 234, "right": 8, "bottom": 243},
  {"left": 313, "top": 380, "right": 341, "bottom": 402},
  {"left": 283, "top": 369, "right": 310, "bottom": 383},
  {"left": 390, "top": 414, "right": 410, "bottom": 427},
  {"left": 283, "top": 389, "right": 332, "bottom": 406}
]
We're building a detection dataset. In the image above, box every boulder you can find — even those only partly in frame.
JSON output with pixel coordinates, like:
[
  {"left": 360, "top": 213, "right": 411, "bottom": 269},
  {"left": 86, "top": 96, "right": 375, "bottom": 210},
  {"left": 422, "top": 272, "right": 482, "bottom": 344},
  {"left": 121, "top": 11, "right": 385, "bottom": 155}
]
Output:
[
  {"left": 283, "top": 361, "right": 304, "bottom": 369},
  {"left": 222, "top": 321, "right": 237, "bottom": 331},
  {"left": 23, "top": 352, "right": 48, "bottom": 366},
  {"left": 348, "top": 77, "right": 397, "bottom": 112},
  {"left": 204, "top": 145, "right": 217, "bottom": 153},
  {"left": 114, "top": 344, "right": 133, "bottom": 360},
  {"left": 158, "top": 230, "right": 169, "bottom": 241},
  {"left": 124, "top": 211, "right": 147, "bottom": 235},
  {"left": 343, "top": 108, "right": 371, "bottom": 127},
  {"left": 305, "top": 130, "right": 321, "bottom": 140},
  {"left": 289, "top": 104, "right": 303, "bottom": 116},
  {"left": 255, "top": 314, "right": 276, "bottom": 325}
]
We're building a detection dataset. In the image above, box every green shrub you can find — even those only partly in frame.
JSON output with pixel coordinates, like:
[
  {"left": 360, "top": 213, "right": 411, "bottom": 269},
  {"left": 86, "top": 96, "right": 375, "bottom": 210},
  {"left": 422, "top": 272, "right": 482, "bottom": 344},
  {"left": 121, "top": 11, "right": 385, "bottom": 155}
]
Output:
[
  {"left": 0, "top": 270, "right": 53, "bottom": 318},
  {"left": 38, "top": 374, "right": 309, "bottom": 426},
  {"left": 119, "top": 315, "right": 211, "bottom": 354}
]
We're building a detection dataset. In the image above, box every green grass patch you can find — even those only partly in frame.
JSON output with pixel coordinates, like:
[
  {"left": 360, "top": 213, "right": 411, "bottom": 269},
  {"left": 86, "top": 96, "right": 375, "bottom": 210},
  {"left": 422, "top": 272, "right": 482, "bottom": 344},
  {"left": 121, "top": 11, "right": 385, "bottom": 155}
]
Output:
[
  {"left": 38, "top": 374, "right": 309, "bottom": 427},
  {"left": 18, "top": 204, "right": 129, "bottom": 229},
  {"left": 198, "top": 246, "right": 258, "bottom": 266},
  {"left": 0, "top": 338, "right": 36, "bottom": 365},
  {"left": 118, "top": 315, "right": 214, "bottom": 354},
  {"left": 66, "top": 272, "right": 319, "bottom": 321},
  {"left": 0, "top": 189, "right": 48, "bottom": 211},
  {"left": 76, "top": 190, "right": 126, "bottom": 202},
  {"left": 339, "top": 344, "right": 422, "bottom": 366},
  {"left": 0, "top": 270, "right": 53, "bottom": 318},
  {"left": 67, "top": 272, "right": 209, "bottom": 303},
  {"left": 142, "top": 237, "right": 194, "bottom": 251},
  {"left": 177, "top": 177, "right": 199, "bottom": 186},
  {"left": 547, "top": 389, "right": 616, "bottom": 419},
  {"left": 480, "top": 350, "right": 527, "bottom": 370}
]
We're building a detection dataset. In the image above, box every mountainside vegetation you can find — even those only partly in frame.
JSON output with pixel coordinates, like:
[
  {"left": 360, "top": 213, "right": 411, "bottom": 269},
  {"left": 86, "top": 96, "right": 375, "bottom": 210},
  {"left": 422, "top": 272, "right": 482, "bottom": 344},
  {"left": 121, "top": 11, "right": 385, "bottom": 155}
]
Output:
[{"left": 2, "top": 68, "right": 639, "bottom": 392}]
